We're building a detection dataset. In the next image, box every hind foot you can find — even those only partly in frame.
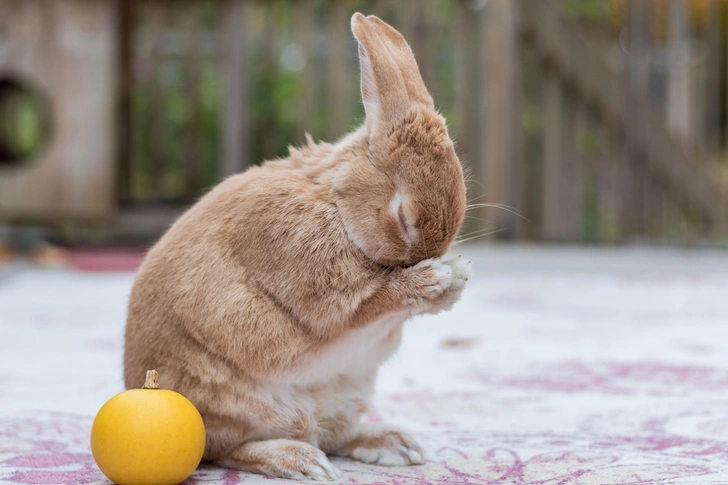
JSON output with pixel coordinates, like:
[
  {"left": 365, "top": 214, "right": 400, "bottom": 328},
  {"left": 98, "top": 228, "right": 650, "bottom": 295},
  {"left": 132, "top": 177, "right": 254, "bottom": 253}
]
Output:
[{"left": 217, "top": 439, "right": 342, "bottom": 481}]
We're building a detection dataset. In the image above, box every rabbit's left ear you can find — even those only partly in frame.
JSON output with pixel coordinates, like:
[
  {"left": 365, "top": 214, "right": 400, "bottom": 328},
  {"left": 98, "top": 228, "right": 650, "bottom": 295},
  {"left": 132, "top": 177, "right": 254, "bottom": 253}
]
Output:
[
  {"left": 351, "top": 13, "right": 433, "bottom": 131},
  {"left": 364, "top": 15, "right": 433, "bottom": 109}
]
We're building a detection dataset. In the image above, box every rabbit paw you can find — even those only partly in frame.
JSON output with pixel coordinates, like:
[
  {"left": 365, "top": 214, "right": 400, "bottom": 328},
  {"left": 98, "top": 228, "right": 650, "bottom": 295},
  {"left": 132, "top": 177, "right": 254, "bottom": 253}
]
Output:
[
  {"left": 445, "top": 255, "right": 472, "bottom": 295},
  {"left": 430, "top": 255, "right": 472, "bottom": 313},
  {"left": 218, "top": 439, "right": 342, "bottom": 481},
  {"left": 334, "top": 425, "right": 425, "bottom": 466},
  {"left": 399, "top": 256, "right": 471, "bottom": 315},
  {"left": 400, "top": 258, "right": 453, "bottom": 308}
]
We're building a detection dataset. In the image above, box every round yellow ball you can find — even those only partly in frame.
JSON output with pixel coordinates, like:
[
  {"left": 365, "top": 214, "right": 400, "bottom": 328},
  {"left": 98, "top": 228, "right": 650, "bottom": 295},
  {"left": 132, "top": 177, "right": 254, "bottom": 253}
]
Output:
[{"left": 91, "top": 387, "right": 206, "bottom": 485}]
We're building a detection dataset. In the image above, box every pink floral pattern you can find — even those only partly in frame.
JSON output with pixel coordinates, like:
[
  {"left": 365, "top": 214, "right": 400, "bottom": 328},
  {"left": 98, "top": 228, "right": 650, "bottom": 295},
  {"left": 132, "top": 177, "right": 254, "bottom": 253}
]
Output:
[
  {"left": 2, "top": 247, "right": 728, "bottom": 484},
  {"left": 0, "top": 406, "right": 723, "bottom": 485}
]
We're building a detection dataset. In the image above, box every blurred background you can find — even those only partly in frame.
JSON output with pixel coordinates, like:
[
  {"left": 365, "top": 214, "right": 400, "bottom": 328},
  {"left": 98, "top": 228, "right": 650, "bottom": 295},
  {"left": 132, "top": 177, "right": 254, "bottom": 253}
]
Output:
[
  {"left": 0, "top": 0, "right": 727, "bottom": 257},
  {"left": 4, "top": 4, "right": 728, "bottom": 482}
]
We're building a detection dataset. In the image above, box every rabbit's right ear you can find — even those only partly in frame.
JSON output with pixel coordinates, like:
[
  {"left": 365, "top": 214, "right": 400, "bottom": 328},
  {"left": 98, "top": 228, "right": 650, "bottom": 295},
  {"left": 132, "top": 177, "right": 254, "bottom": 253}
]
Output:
[{"left": 351, "top": 13, "right": 410, "bottom": 131}]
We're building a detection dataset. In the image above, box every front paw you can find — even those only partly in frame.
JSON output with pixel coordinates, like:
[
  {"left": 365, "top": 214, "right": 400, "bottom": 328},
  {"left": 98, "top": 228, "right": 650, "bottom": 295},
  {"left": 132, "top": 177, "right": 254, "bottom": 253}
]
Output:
[
  {"left": 400, "top": 258, "right": 453, "bottom": 307},
  {"left": 445, "top": 255, "right": 472, "bottom": 295},
  {"left": 430, "top": 255, "right": 472, "bottom": 313}
]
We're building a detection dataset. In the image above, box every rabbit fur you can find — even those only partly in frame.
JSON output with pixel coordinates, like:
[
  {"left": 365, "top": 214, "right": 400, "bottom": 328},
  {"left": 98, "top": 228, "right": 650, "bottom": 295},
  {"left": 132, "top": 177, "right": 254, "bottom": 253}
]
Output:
[{"left": 124, "top": 12, "right": 470, "bottom": 481}]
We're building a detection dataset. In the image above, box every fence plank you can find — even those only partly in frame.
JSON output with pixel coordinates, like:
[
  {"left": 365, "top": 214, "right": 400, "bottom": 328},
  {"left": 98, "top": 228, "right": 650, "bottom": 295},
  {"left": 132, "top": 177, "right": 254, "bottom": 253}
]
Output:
[
  {"left": 542, "top": 64, "right": 564, "bottom": 240},
  {"left": 575, "top": 101, "right": 598, "bottom": 241},
  {"left": 520, "top": 45, "right": 544, "bottom": 240},
  {"left": 327, "top": 1, "right": 354, "bottom": 139},
  {"left": 146, "top": 4, "right": 166, "bottom": 200},
  {"left": 704, "top": 0, "right": 722, "bottom": 154},
  {"left": 295, "top": 0, "right": 317, "bottom": 137},
  {"left": 483, "top": 0, "right": 523, "bottom": 239},
  {"left": 220, "top": 0, "right": 247, "bottom": 176},
  {"left": 622, "top": 0, "right": 653, "bottom": 238},
  {"left": 455, "top": 0, "right": 487, "bottom": 233},
  {"left": 117, "top": 0, "right": 132, "bottom": 205},
  {"left": 667, "top": 0, "right": 698, "bottom": 153},
  {"left": 559, "top": 89, "right": 579, "bottom": 240},
  {"left": 644, "top": 172, "right": 666, "bottom": 238},
  {"left": 596, "top": 130, "right": 621, "bottom": 242},
  {"left": 182, "top": 4, "right": 202, "bottom": 195}
]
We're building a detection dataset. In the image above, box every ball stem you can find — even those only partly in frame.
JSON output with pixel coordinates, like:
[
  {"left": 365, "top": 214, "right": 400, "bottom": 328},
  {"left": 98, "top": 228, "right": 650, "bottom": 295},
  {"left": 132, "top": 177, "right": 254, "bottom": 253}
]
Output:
[{"left": 142, "top": 370, "right": 160, "bottom": 389}]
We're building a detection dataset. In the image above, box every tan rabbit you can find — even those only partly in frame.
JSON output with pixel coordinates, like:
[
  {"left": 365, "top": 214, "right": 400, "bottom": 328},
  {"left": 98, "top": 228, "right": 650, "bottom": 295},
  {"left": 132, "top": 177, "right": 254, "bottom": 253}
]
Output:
[{"left": 124, "top": 13, "right": 470, "bottom": 481}]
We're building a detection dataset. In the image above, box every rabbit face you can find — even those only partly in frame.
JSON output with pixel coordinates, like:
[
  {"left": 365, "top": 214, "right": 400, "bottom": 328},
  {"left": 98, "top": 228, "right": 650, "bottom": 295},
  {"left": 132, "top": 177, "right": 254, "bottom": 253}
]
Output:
[{"left": 334, "top": 109, "right": 465, "bottom": 267}]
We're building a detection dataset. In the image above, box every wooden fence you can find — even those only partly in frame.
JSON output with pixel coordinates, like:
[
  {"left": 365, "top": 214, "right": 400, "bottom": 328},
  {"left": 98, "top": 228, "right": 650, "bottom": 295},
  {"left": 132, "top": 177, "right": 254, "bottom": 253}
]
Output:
[{"left": 118, "top": 0, "right": 728, "bottom": 243}]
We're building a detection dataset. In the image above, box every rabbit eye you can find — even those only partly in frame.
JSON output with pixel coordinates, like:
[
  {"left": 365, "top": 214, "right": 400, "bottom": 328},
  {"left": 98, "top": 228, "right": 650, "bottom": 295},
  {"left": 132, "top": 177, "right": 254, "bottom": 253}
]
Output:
[
  {"left": 390, "top": 191, "right": 416, "bottom": 244},
  {"left": 398, "top": 205, "right": 414, "bottom": 241}
]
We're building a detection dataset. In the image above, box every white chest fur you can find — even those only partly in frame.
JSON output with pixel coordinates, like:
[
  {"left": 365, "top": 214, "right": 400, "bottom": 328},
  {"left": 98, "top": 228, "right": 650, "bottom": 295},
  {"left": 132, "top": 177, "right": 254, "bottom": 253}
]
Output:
[{"left": 282, "top": 310, "right": 411, "bottom": 387}]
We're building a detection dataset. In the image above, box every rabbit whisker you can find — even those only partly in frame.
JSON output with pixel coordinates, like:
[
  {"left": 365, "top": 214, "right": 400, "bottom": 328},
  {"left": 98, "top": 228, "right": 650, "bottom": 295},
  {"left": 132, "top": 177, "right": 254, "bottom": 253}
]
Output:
[
  {"left": 452, "top": 228, "right": 506, "bottom": 244},
  {"left": 466, "top": 203, "right": 530, "bottom": 222}
]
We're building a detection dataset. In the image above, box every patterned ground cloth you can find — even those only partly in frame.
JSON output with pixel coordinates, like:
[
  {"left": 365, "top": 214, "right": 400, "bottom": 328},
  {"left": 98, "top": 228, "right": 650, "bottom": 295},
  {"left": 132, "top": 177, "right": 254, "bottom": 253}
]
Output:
[{"left": 1, "top": 245, "right": 728, "bottom": 485}]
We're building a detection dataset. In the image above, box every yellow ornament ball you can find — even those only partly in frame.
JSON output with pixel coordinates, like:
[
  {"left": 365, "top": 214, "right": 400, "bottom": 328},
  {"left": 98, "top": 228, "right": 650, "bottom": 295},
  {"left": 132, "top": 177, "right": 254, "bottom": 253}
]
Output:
[{"left": 91, "top": 370, "right": 206, "bottom": 485}]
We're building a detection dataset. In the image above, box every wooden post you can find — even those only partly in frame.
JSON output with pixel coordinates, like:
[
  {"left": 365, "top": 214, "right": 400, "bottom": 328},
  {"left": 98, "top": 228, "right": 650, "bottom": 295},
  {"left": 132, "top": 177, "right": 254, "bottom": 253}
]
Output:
[
  {"left": 519, "top": 44, "right": 545, "bottom": 241},
  {"left": 621, "top": 0, "right": 653, "bottom": 239},
  {"left": 146, "top": 4, "right": 166, "bottom": 200},
  {"left": 575, "top": 100, "right": 598, "bottom": 242},
  {"left": 456, "top": 0, "right": 487, "bottom": 234},
  {"left": 559, "top": 88, "right": 579, "bottom": 240},
  {"left": 327, "top": 1, "right": 354, "bottom": 139},
  {"left": 540, "top": 70, "right": 579, "bottom": 241},
  {"left": 294, "top": 0, "right": 318, "bottom": 138},
  {"left": 704, "top": 0, "right": 722, "bottom": 154},
  {"left": 667, "top": 0, "right": 696, "bottom": 151},
  {"left": 220, "top": 0, "right": 247, "bottom": 177},
  {"left": 597, "top": 129, "right": 621, "bottom": 243},
  {"left": 541, "top": 63, "right": 564, "bottom": 240},
  {"left": 117, "top": 0, "right": 132, "bottom": 205},
  {"left": 483, "top": 0, "right": 524, "bottom": 239},
  {"left": 644, "top": 172, "right": 666, "bottom": 238},
  {"left": 182, "top": 3, "right": 202, "bottom": 196},
  {"left": 725, "top": 0, "right": 728, "bottom": 162}
]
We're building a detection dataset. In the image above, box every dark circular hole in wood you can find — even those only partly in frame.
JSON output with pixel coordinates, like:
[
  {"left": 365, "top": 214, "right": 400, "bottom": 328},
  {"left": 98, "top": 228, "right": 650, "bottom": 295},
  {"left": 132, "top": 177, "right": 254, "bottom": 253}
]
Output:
[{"left": 0, "top": 76, "right": 53, "bottom": 167}]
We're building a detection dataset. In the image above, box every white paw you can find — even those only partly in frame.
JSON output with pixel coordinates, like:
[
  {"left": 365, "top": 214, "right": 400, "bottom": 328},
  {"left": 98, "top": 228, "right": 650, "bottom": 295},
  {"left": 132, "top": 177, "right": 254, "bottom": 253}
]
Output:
[
  {"left": 289, "top": 454, "right": 342, "bottom": 481},
  {"left": 350, "top": 444, "right": 425, "bottom": 466},
  {"left": 446, "top": 255, "right": 472, "bottom": 291},
  {"left": 428, "top": 258, "right": 455, "bottom": 292},
  {"left": 405, "top": 258, "right": 453, "bottom": 304},
  {"left": 221, "top": 440, "right": 342, "bottom": 481},
  {"left": 414, "top": 256, "right": 471, "bottom": 315},
  {"left": 341, "top": 427, "right": 425, "bottom": 467}
]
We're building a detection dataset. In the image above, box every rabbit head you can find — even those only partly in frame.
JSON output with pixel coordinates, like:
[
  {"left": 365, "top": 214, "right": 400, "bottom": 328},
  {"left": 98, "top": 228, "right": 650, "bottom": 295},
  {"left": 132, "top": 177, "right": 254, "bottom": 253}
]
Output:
[{"left": 333, "top": 14, "right": 466, "bottom": 267}]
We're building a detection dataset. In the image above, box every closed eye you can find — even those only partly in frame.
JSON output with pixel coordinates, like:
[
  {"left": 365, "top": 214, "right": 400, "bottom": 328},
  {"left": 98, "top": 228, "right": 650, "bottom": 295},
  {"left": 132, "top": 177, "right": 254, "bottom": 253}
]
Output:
[
  {"left": 391, "top": 191, "right": 417, "bottom": 244},
  {"left": 398, "top": 204, "right": 414, "bottom": 241}
]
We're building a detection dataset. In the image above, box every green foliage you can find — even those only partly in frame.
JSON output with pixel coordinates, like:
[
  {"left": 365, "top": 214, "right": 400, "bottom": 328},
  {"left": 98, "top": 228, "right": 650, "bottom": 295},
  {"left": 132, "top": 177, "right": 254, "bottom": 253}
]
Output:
[
  {"left": 561, "top": 0, "right": 611, "bottom": 21},
  {"left": 522, "top": 105, "right": 543, "bottom": 135},
  {"left": 576, "top": 127, "right": 602, "bottom": 155},
  {"left": 0, "top": 83, "right": 49, "bottom": 163}
]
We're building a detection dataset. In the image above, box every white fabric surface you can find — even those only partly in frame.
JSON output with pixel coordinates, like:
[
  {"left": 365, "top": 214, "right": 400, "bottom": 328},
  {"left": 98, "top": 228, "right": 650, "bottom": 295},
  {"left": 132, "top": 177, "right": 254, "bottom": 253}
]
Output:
[{"left": 2, "top": 245, "right": 728, "bottom": 484}]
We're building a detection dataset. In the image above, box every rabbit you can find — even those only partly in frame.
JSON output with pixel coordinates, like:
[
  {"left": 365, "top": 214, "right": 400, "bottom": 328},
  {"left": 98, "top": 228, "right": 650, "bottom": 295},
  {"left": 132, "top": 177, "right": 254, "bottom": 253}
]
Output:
[{"left": 124, "top": 12, "right": 471, "bottom": 481}]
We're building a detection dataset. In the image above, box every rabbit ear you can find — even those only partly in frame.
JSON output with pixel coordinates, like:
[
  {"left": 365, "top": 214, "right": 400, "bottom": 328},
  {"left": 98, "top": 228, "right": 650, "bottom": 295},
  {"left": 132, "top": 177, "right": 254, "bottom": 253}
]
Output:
[
  {"left": 351, "top": 13, "right": 412, "bottom": 130},
  {"left": 364, "top": 15, "right": 434, "bottom": 109}
]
